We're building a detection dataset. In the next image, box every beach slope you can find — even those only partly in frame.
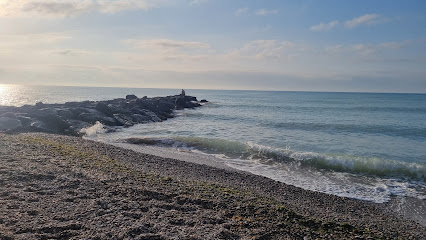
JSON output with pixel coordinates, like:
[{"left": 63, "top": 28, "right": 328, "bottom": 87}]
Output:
[{"left": 0, "top": 133, "right": 424, "bottom": 239}]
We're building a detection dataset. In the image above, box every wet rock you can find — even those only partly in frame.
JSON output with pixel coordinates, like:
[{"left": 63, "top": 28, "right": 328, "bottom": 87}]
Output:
[
  {"left": 95, "top": 102, "right": 113, "bottom": 117},
  {"left": 57, "top": 109, "right": 75, "bottom": 119},
  {"left": 67, "top": 120, "right": 92, "bottom": 134},
  {"left": 30, "top": 115, "right": 70, "bottom": 134},
  {"left": 35, "top": 102, "right": 45, "bottom": 108},
  {"left": 1, "top": 112, "right": 17, "bottom": 118},
  {"left": 131, "top": 114, "right": 152, "bottom": 124},
  {"left": 16, "top": 116, "right": 33, "bottom": 127},
  {"left": 0, "top": 117, "right": 22, "bottom": 131},
  {"left": 0, "top": 93, "right": 205, "bottom": 135},
  {"left": 126, "top": 94, "right": 138, "bottom": 100},
  {"left": 78, "top": 111, "right": 116, "bottom": 126},
  {"left": 113, "top": 114, "right": 135, "bottom": 127}
]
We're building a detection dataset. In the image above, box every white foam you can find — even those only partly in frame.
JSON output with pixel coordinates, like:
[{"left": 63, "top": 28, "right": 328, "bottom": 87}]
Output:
[
  {"left": 80, "top": 121, "right": 106, "bottom": 136},
  {"left": 86, "top": 131, "right": 426, "bottom": 203}
]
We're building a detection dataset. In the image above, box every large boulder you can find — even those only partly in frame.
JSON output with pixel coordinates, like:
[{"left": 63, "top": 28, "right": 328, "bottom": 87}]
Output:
[
  {"left": 131, "top": 114, "right": 152, "bottom": 123},
  {"left": 138, "top": 109, "right": 162, "bottom": 122},
  {"left": 67, "top": 120, "right": 93, "bottom": 135},
  {"left": 57, "top": 109, "right": 75, "bottom": 119},
  {"left": 126, "top": 94, "right": 138, "bottom": 100},
  {"left": 95, "top": 102, "right": 114, "bottom": 117},
  {"left": 113, "top": 114, "right": 134, "bottom": 127},
  {"left": 77, "top": 109, "right": 117, "bottom": 126},
  {"left": 0, "top": 117, "right": 22, "bottom": 131},
  {"left": 31, "top": 114, "right": 70, "bottom": 134}
]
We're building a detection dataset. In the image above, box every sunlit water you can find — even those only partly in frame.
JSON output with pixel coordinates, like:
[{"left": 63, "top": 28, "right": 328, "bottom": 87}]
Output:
[{"left": 2, "top": 85, "right": 426, "bottom": 204}]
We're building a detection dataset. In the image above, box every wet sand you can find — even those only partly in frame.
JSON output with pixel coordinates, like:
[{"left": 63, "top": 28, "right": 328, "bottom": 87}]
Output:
[{"left": 1, "top": 133, "right": 425, "bottom": 239}]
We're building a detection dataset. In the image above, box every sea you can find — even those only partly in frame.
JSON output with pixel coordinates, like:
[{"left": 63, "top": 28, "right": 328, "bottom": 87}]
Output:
[{"left": 1, "top": 85, "right": 425, "bottom": 206}]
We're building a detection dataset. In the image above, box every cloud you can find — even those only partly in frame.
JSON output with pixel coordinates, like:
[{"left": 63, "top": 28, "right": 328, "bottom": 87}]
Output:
[
  {"left": 229, "top": 40, "right": 297, "bottom": 60},
  {"left": 125, "top": 38, "right": 210, "bottom": 52},
  {"left": 379, "top": 41, "right": 411, "bottom": 49},
  {"left": 189, "top": 0, "right": 207, "bottom": 5},
  {"left": 51, "top": 49, "right": 92, "bottom": 56},
  {"left": 0, "top": 32, "right": 70, "bottom": 48},
  {"left": 323, "top": 40, "right": 413, "bottom": 57},
  {"left": 352, "top": 44, "right": 377, "bottom": 56},
  {"left": 0, "top": 0, "right": 163, "bottom": 18},
  {"left": 345, "top": 14, "right": 385, "bottom": 28},
  {"left": 310, "top": 21, "right": 339, "bottom": 32},
  {"left": 235, "top": 7, "right": 248, "bottom": 16},
  {"left": 255, "top": 8, "right": 278, "bottom": 16}
]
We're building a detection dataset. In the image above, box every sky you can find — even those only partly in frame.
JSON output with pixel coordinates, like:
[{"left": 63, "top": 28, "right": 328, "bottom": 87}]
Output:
[{"left": 0, "top": 0, "right": 426, "bottom": 93}]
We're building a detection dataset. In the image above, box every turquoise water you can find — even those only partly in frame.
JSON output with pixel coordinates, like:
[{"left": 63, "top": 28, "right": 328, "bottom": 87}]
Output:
[{"left": 1, "top": 85, "right": 425, "bottom": 203}]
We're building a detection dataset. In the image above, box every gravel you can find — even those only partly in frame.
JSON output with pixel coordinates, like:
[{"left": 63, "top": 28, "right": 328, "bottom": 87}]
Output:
[{"left": 1, "top": 133, "right": 424, "bottom": 239}]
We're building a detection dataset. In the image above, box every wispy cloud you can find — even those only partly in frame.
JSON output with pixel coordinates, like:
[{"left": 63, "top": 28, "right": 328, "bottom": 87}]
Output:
[
  {"left": 51, "top": 49, "right": 92, "bottom": 56},
  {"left": 229, "top": 40, "right": 297, "bottom": 60},
  {"left": 189, "top": 0, "right": 208, "bottom": 5},
  {"left": 255, "top": 8, "right": 278, "bottom": 16},
  {"left": 0, "top": 32, "right": 70, "bottom": 47},
  {"left": 379, "top": 41, "right": 412, "bottom": 49},
  {"left": 235, "top": 7, "right": 248, "bottom": 16},
  {"left": 125, "top": 39, "right": 210, "bottom": 52},
  {"left": 323, "top": 40, "right": 413, "bottom": 57},
  {"left": 0, "top": 0, "right": 164, "bottom": 18},
  {"left": 345, "top": 14, "right": 386, "bottom": 28},
  {"left": 310, "top": 21, "right": 339, "bottom": 32}
]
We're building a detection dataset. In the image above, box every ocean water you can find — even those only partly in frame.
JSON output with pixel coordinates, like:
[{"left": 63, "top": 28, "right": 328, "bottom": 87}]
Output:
[{"left": 1, "top": 85, "right": 426, "bottom": 204}]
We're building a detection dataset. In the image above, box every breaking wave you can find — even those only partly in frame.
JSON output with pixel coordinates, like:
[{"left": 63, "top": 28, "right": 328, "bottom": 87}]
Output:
[
  {"left": 124, "top": 136, "right": 426, "bottom": 182},
  {"left": 80, "top": 121, "right": 106, "bottom": 136}
]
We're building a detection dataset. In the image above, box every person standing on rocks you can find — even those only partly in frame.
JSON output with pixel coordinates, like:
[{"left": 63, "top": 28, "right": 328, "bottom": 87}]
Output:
[{"left": 181, "top": 89, "right": 185, "bottom": 96}]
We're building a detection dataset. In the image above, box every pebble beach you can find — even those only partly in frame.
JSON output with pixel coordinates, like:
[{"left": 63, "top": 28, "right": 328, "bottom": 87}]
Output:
[{"left": 1, "top": 132, "right": 425, "bottom": 239}]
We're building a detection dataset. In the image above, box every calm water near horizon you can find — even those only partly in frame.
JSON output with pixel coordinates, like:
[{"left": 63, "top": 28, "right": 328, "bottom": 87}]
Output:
[{"left": 1, "top": 85, "right": 426, "bottom": 204}]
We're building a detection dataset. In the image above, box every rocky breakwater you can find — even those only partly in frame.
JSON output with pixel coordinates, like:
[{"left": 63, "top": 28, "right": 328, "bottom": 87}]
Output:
[{"left": 0, "top": 94, "right": 205, "bottom": 136}]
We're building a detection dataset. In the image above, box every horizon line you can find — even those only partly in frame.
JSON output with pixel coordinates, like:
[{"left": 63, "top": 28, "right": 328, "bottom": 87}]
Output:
[{"left": 1, "top": 83, "right": 425, "bottom": 95}]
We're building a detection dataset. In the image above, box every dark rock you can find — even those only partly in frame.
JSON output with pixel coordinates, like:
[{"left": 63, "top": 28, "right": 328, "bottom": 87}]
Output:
[
  {"left": 131, "top": 114, "right": 152, "bottom": 124},
  {"left": 69, "top": 107, "right": 90, "bottom": 117},
  {"left": 35, "top": 102, "right": 45, "bottom": 108},
  {"left": 67, "top": 120, "right": 92, "bottom": 135},
  {"left": 1, "top": 112, "right": 17, "bottom": 118},
  {"left": 126, "top": 94, "right": 138, "bottom": 100},
  {"left": 16, "top": 116, "right": 33, "bottom": 127},
  {"left": 113, "top": 114, "right": 135, "bottom": 127},
  {"left": 64, "top": 101, "right": 79, "bottom": 107},
  {"left": 0, "top": 93, "right": 205, "bottom": 135},
  {"left": 95, "top": 102, "right": 113, "bottom": 117},
  {"left": 157, "top": 101, "right": 175, "bottom": 114},
  {"left": 0, "top": 117, "right": 22, "bottom": 131},
  {"left": 57, "top": 109, "right": 75, "bottom": 119},
  {"left": 184, "top": 101, "right": 201, "bottom": 108},
  {"left": 30, "top": 120, "right": 49, "bottom": 132},
  {"left": 200, "top": 99, "right": 208, "bottom": 103},
  {"left": 185, "top": 96, "right": 197, "bottom": 102},
  {"left": 78, "top": 111, "right": 117, "bottom": 126},
  {"left": 32, "top": 114, "right": 70, "bottom": 134},
  {"left": 138, "top": 109, "right": 162, "bottom": 122}
]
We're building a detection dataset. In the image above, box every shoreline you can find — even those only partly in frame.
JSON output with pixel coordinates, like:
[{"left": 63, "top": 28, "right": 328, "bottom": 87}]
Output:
[
  {"left": 88, "top": 136, "right": 426, "bottom": 226},
  {"left": 1, "top": 133, "right": 424, "bottom": 239}
]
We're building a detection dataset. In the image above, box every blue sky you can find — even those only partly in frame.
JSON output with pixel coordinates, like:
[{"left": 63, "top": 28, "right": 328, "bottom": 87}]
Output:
[{"left": 1, "top": 0, "right": 425, "bottom": 92}]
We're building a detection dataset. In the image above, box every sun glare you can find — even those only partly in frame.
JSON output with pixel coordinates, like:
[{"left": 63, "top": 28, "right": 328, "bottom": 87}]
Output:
[
  {"left": 0, "top": 84, "right": 14, "bottom": 106},
  {"left": 0, "top": 84, "right": 7, "bottom": 94}
]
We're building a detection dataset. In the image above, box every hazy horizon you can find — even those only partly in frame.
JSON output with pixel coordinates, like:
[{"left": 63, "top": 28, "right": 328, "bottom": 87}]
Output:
[
  {"left": 2, "top": 83, "right": 426, "bottom": 95},
  {"left": 1, "top": 0, "right": 426, "bottom": 93}
]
